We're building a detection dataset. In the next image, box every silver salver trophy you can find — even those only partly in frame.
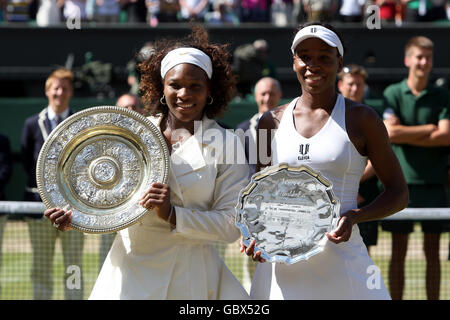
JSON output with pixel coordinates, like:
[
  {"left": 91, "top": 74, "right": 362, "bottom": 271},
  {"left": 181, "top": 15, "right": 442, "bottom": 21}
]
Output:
[
  {"left": 236, "top": 163, "right": 340, "bottom": 264},
  {"left": 36, "top": 106, "right": 170, "bottom": 234}
]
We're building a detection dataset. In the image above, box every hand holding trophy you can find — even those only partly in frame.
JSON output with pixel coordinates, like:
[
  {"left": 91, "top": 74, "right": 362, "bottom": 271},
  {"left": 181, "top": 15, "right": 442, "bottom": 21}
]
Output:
[
  {"left": 37, "top": 106, "right": 170, "bottom": 233},
  {"left": 236, "top": 163, "right": 340, "bottom": 264}
]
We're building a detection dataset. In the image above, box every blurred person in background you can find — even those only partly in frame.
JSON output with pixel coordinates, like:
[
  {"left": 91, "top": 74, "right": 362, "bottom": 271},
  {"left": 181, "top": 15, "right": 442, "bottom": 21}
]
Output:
[
  {"left": 120, "top": 0, "right": 147, "bottom": 22},
  {"left": 178, "top": 0, "right": 208, "bottom": 21},
  {"left": 375, "top": 0, "right": 404, "bottom": 24},
  {"left": 92, "top": 0, "right": 120, "bottom": 22},
  {"left": 36, "top": 0, "right": 61, "bottom": 26},
  {"left": 0, "top": 0, "right": 4, "bottom": 21},
  {"left": 148, "top": 0, "right": 179, "bottom": 23},
  {"left": 338, "top": 0, "right": 366, "bottom": 22},
  {"left": 21, "top": 69, "right": 84, "bottom": 300},
  {"left": 381, "top": 36, "right": 450, "bottom": 300},
  {"left": 338, "top": 64, "right": 381, "bottom": 255},
  {"left": 236, "top": 77, "right": 282, "bottom": 176},
  {"left": 302, "top": 0, "right": 339, "bottom": 21},
  {"left": 232, "top": 39, "right": 277, "bottom": 97},
  {"left": 428, "top": 0, "right": 448, "bottom": 20},
  {"left": 0, "top": 134, "right": 12, "bottom": 298},
  {"left": 239, "top": 0, "right": 271, "bottom": 22},
  {"left": 0, "top": 135, "right": 12, "bottom": 205},
  {"left": 447, "top": 0, "right": 450, "bottom": 19},
  {"left": 62, "top": 0, "right": 88, "bottom": 22},
  {"left": 116, "top": 93, "right": 144, "bottom": 114},
  {"left": 3, "top": 0, "right": 32, "bottom": 21},
  {"left": 205, "top": 0, "right": 239, "bottom": 24},
  {"left": 271, "top": 0, "right": 295, "bottom": 26},
  {"left": 402, "top": 0, "right": 435, "bottom": 21}
]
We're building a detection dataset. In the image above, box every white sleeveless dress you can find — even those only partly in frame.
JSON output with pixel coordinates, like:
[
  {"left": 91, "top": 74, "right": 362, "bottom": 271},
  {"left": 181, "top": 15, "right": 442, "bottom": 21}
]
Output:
[{"left": 250, "top": 94, "right": 391, "bottom": 300}]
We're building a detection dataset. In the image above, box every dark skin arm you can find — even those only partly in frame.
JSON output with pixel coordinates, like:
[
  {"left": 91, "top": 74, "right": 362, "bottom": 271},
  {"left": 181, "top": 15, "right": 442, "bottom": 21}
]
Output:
[
  {"left": 255, "top": 104, "right": 287, "bottom": 172},
  {"left": 44, "top": 182, "right": 174, "bottom": 231},
  {"left": 330, "top": 101, "right": 408, "bottom": 243},
  {"left": 242, "top": 100, "right": 408, "bottom": 260}
]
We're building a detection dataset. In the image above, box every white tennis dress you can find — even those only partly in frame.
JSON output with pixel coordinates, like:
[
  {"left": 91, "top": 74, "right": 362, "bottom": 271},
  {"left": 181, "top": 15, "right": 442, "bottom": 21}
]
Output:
[{"left": 250, "top": 94, "right": 391, "bottom": 300}]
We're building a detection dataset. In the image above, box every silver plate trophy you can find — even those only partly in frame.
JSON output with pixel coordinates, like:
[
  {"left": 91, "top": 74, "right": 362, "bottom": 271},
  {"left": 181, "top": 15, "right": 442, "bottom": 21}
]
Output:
[
  {"left": 236, "top": 163, "right": 340, "bottom": 264},
  {"left": 36, "top": 106, "right": 170, "bottom": 234}
]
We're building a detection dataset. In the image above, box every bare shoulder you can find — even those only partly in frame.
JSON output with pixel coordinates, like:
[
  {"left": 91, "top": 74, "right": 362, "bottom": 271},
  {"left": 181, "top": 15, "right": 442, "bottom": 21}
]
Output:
[
  {"left": 346, "top": 98, "right": 386, "bottom": 135},
  {"left": 345, "top": 98, "right": 387, "bottom": 156},
  {"left": 346, "top": 99, "right": 381, "bottom": 124},
  {"left": 258, "top": 103, "right": 289, "bottom": 130}
]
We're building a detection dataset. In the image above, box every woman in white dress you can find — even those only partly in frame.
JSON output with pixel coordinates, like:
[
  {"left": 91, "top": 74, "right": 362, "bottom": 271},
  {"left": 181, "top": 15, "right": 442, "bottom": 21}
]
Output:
[
  {"left": 242, "top": 22, "right": 409, "bottom": 300},
  {"left": 44, "top": 26, "right": 250, "bottom": 300}
]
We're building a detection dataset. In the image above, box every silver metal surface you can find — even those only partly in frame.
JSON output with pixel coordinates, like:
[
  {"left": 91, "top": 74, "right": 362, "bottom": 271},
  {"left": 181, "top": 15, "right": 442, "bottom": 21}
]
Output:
[
  {"left": 236, "top": 163, "right": 340, "bottom": 264},
  {"left": 36, "top": 106, "right": 170, "bottom": 233}
]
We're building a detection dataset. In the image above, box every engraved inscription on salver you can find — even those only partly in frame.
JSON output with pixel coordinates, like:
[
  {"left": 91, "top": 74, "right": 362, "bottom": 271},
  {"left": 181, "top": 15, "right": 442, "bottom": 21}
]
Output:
[{"left": 236, "top": 165, "right": 340, "bottom": 264}]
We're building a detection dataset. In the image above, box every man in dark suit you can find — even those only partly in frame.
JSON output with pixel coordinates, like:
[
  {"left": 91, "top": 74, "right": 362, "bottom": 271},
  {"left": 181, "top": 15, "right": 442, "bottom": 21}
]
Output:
[
  {"left": 21, "top": 68, "right": 84, "bottom": 300},
  {"left": 236, "top": 77, "right": 283, "bottom": 176},
  {"left": 0, "top": 134, "right": 12, "bottom": 297},
  {"left": 0, "top": 135, "right": 12, "bottom": 201}
]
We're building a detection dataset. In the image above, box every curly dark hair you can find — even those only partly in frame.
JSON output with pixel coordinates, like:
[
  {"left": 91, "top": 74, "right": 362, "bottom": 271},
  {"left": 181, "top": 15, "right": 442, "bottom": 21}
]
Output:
[{"left": 138, "top": 25, "right": 236, "bottom": 119}]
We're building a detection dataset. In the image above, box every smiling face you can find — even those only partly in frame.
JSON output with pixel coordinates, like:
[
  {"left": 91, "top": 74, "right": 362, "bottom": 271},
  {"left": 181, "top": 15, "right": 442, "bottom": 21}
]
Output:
[
  {"left": 45, "top": 78, "right": 73, "bottom": 113},
  {"left": 405, "top": 46, "right": 433, "bottom": 80},
  {"left": 163, "top": 63, "right": 210, "bottom": 125},
  {"left": 338, "top": 73, "right": 366, "bottom": 103},
  {"left": 293, "top": 38, "right": 342, "bottom": 96},
  {"left": 254, "top": 78, "right": 282, "bottom": 114}
]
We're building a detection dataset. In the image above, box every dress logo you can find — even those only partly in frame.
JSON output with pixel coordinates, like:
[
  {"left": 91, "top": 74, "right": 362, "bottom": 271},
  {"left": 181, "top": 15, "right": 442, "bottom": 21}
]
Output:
[{"left": 298, "top": 143, "right": 310, "bottom": 160}]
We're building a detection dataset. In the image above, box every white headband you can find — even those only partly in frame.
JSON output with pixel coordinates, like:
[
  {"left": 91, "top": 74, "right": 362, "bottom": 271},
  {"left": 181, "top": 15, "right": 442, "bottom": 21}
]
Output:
[
  {"left": 291, "top": 25, "right": 344, "bottom": 57},
  {"left": 160, "top": 47, "right": 213, "bottom": 79}
]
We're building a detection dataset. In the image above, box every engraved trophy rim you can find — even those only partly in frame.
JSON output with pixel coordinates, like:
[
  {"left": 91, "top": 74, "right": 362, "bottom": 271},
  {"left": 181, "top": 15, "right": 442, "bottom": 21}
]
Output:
[
  {"left": 235, "top": 163, "right": 341, "bottom": 264},
  {"left": 36, "top": 106, "right": 170, "bottom": 234}
]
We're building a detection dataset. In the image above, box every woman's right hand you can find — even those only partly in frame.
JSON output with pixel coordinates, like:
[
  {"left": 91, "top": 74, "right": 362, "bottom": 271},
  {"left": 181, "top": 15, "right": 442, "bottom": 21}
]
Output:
[
  {"left": 44, "top": 207, "right": 72, "bottom": 231},
  {"left": 240, "top": 239, "right": 266, "bottom": 263}
]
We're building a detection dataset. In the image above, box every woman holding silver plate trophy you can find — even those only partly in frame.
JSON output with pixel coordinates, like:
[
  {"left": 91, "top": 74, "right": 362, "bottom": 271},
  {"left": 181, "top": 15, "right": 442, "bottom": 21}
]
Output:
[
  {"left": 43, "top": 25, "right": 251, "bottom": 300},
  {"left": 241, "top": 22, "right": 409, "bottom": 299}
]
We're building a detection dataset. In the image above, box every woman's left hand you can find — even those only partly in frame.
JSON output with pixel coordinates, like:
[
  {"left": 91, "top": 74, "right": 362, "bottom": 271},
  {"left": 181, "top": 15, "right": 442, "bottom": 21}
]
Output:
[
  {"left": 139, "top": 182, "right": 172, "bottom": 221},
  {"left": 326, "top": 210, "right": 357, "bottom": 244}
]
